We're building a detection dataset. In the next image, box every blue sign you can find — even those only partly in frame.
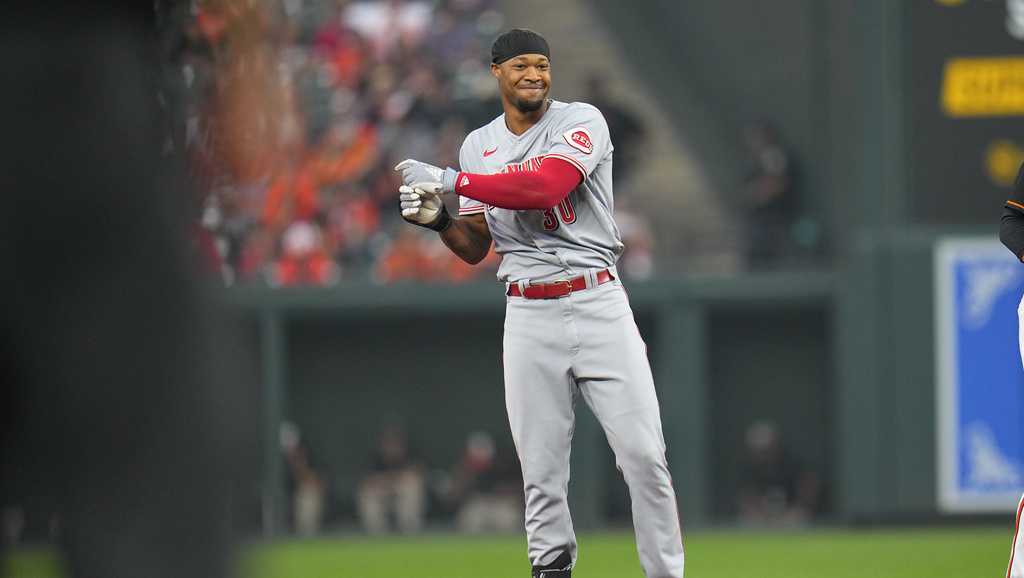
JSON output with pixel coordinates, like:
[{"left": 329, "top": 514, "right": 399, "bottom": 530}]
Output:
[{"left": 936, "top": 237, "right": 1024, "bottom": 512}]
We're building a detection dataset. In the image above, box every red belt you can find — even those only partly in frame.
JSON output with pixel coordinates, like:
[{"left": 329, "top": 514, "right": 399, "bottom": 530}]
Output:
[{"left": 506, "top": 269, "right": 615, "bottom": 299}]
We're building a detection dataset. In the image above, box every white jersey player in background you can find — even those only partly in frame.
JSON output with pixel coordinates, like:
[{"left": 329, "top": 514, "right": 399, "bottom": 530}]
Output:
[
  {"left": 998, "top": 162, "right": 1024, "bottom": 578},
  {"left": 394, "top": 29, "right": 686, "bottom": 578}
]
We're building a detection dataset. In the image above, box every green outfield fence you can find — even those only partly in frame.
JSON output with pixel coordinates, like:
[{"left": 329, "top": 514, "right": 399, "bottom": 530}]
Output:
[{"left": 225, "top": 225, "right": 990, "bottom": 535}]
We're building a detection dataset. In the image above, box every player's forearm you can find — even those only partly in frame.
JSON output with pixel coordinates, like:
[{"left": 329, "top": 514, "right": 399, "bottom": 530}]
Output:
[
  {"left": 1000, "top": 207, "right": 1024, "bottom": 262},
  {"left": 440, "top": 216, "right": 491, "bottom": 265},
  {"left": 455, "top": 158, "right": 581, "bottom": 210}
]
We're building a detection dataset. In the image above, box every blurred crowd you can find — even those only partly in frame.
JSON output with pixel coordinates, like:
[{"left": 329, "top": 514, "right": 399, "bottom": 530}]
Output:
[
  {"left": 166, "top": 0, "right": 818, "bottom": 288},
  {"left": 170, "top": 0, "right": 505, "bottom": 287},
  {"left": 280, "top": 422, "right": 522, "bottom": 536}
]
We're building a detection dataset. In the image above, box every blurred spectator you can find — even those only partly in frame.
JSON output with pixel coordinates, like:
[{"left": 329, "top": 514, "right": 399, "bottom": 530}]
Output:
[
  {"left": 736, "top": 420, "right": 820, "bottom": 527},
  {"left": 198, "top": 186, "right": 256, "bottom": 285},
  {"left": 313, "top": 3, "right": 369, "bottom": 88},
  {"left": 325, "top": 184, "right": 382, "bottom": 269},
  {"left": 0, "top": 498, "right": 61, "bottom": 545},
  {"left": 281, "top": 422, "right": 326, "bottom": 537},
  {"left": 1, "top": 506, "right": 23, "bottom": 546},
  {"left": 356, "top": 423, "right": 426, "bottom": 534},
  {"left": 272, "top": 221, "right": 340, "bottom": 286},
  {"left": 443, "top": 431, "right": 522, "bottom": 534},
  {"left": 739, "top": 121, "right": 816, "bottom": 269},
  {"left": 585, "top": 73, "right": 646, "bottom": 186},
  {"left": 238, "top": 227, "right": 276, "bottom": 283}
]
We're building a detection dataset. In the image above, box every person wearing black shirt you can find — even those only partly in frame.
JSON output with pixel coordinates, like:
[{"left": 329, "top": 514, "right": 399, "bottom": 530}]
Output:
[
  {"left": 1001, "top": 163, "right": 1024, "bottom": 261},
  {"left": 736, "top": 421, "right": 819, "bottom": 526},
  {"left": 356, "top": 424, "right": 426, "bottom": 534}
]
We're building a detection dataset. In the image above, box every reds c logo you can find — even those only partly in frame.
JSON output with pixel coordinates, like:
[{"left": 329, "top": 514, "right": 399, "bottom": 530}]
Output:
[{"left": 563, "top": 127, "right": 593, "bottom": 154}]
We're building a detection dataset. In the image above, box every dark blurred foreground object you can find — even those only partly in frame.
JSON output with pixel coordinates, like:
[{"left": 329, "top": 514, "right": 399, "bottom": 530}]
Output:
[{"left": 0, "top": 3, "right": 254, "bottom": 577}]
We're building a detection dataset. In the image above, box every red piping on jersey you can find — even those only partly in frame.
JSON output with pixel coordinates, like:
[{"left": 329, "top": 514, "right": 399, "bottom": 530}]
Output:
[{"left": 454, "top": 156, "right": 583, "bottom": 210}]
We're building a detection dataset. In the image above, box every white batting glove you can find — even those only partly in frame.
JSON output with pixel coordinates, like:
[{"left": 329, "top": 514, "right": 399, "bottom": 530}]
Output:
[
  {"left": 399, "top": 185, "right": 451, "bottom": 231},
  {"left": 394, "top": 159, "right": 459, "bottom": 195}
]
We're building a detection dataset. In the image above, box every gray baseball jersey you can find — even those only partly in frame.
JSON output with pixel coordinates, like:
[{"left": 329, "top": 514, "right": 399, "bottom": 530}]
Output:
[{"left": 457, "top": 100, "right": 623, "bottom": 283}]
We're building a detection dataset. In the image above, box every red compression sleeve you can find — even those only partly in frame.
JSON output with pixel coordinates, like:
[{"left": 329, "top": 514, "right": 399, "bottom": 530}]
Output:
[{"left": 454, "top": 157, "right": 583, "bottom": 210}]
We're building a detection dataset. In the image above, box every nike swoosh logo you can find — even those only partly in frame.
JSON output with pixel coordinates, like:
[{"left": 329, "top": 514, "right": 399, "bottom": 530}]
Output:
[{"left": 483, "top": 147, "right": 498, "bottom": 157}]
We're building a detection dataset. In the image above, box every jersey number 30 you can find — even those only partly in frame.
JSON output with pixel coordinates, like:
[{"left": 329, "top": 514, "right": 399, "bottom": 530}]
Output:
[{"left": 542, "top": 197, "right": 577, "bottom": 231}]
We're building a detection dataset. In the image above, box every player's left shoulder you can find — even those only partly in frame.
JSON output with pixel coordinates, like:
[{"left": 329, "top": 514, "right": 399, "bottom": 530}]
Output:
[{"left": 552, "top": 101, "right": 610, "bottom": 156}]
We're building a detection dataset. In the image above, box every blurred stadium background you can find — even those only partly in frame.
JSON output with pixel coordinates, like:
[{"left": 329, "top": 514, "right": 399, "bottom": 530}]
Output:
[{"left": 3, "top": 0, "right": 1024, "bottom": 576}]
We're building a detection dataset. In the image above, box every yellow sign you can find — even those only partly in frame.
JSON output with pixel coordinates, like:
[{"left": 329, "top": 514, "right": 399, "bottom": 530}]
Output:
[{"left": 942, "top": 57, "right": 1024, "bottom": 117}]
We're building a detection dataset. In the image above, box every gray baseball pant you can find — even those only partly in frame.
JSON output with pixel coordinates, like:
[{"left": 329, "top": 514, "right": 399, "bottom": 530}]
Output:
[{"left": 502, "top": 276, "right": 685, "bottom": 578}]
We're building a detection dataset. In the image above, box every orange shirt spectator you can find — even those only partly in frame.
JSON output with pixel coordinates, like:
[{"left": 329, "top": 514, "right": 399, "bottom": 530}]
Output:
[
  {"left": 262, "top": 165, "right": 320, "bottom": 229},
  {"left": 314, "top": 122, "right": 378, "bottom": 187}
]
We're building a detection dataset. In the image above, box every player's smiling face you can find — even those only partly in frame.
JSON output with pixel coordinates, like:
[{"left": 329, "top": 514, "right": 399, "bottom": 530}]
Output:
[{"left": 492, "top": 54, "right": 551, "bottom": 113}]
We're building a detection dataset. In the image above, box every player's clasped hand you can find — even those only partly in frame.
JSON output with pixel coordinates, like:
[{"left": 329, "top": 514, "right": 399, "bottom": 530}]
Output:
[
  {"left": 394, "top": 158, "right": 459, "bottom": 195},
  {"left": 399, "top": 185, "right": 440, "bottom": 222},
  {"left": 398, "top": 185, "right": 451, "bottom": 231}
]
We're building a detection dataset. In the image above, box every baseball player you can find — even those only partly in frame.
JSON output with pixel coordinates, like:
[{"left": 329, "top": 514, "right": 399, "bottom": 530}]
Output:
[
  {"left": 393, "top": 29, "right": 685, "bottom": 578},
  {"left": 999, "top": 161, "right": 1024, "bottom": 578}
]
